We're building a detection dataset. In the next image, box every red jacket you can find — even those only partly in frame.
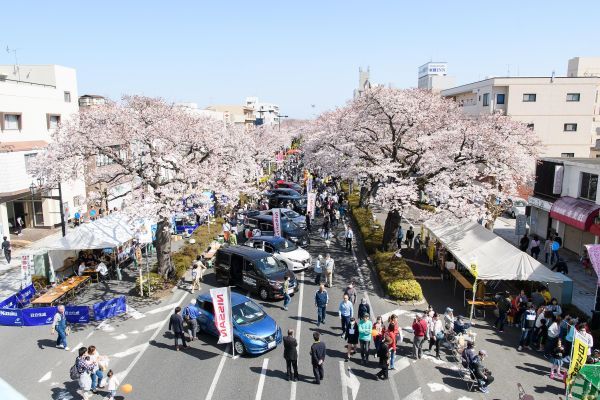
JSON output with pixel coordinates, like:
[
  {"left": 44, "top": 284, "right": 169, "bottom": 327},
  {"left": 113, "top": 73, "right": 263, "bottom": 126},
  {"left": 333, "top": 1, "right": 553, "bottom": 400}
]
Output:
[{"left": 412, "top": 319, "right": 427, "bottom": 337}]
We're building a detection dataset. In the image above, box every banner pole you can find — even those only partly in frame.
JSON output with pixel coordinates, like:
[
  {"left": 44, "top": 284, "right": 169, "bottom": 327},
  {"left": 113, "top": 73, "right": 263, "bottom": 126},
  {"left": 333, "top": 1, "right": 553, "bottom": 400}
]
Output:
[
  {"left": 230, "top": 286, "right": 235, "bottom": 359},
  {"left": 469, "top": 279, "right": 477, "bottom": 324}
]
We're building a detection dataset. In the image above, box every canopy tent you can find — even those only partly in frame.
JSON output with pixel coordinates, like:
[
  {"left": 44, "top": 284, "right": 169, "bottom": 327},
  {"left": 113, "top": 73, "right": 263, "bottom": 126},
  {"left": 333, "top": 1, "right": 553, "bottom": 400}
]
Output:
[
  {"left": 426, "top": 219, "right": 570, "bottom": 284},
  {"left": 47, "top": 213, "right": 138, "bottom": 251}
]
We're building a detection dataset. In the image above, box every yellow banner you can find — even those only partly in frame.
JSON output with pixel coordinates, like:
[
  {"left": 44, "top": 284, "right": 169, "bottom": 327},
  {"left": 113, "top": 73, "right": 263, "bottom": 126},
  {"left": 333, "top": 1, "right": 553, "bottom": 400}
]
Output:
[{"left": 567, "top": 332, "right": 589, "bottom": 387}]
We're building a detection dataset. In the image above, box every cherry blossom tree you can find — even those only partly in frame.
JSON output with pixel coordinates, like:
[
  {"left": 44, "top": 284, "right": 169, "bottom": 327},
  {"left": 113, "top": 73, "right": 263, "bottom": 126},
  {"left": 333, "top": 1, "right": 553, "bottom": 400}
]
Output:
[
  {"left": 32, "top": 96, "right": 258, "bottom": 277},
  {"left": 303, "top": 87, "right": 540, "bottom": 250}
]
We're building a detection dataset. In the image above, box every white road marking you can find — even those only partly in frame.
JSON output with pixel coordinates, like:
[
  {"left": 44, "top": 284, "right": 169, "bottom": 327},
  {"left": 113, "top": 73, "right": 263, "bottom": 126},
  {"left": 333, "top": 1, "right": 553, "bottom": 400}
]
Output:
[
  {"left": 126, "top": 305, "right": 146, "bottom": 319},
  {"left": 204, "top": 347, "right": 230, "bottom": 400},
  {"left": 96, "top": 320, "right": 114, "bottom": 332},
  {"left": 112, "top": 343, "right": 149, "bottom": 358},
  {"left": 38, "top": 371, "right": 51, "bottom": 383},
  {"left": 339, "top": 361, "right": 349, "bottom": 400},
  {"left": 70, "top": 342, "right": 83, "bottom": 353},
  {"left": 346, "top": 367, "right": 360, "bottom": 400},
  {"left": 113, "top": 334, "right": 127, "bottom": 340},
  {"left": 114, "top": 292, "right": 187, "bottom": 384},
  {"left": 290, "top": 271, "right": 304, "bottom": 400},
  {"left": 427, "top": 383, "right": 451, "bottom": 393},
  {"left": 389, "top": 357, "right": 410, "bottom": 375},
  {"left": 254, "top": 358, "right": 269, "bottom": 400},
  {"left": 403, "top": 387, "right": 424, "bottom": 400},
  {"left": 147, "top": 301, "right": 184, "bottom": 315},
  {"left": 142, "top": 321, "right": 165, "bottom": 332}
]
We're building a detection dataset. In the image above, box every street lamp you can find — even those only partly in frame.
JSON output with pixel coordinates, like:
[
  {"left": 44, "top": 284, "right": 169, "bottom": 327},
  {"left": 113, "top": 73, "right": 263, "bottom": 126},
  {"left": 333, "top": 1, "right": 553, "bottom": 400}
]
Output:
[{"left": 30, "top": 179, "right": 66, "bottom": 237}]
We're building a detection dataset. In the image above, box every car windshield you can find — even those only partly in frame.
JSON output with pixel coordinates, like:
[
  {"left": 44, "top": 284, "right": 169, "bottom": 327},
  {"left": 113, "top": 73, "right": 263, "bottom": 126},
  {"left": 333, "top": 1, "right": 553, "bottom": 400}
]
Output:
[
  {"left": 283, "top": 210, "right": 301, "bottom": 219},
  {"left": 255, "top": 256, "right": 287, "bottom": 275},
  {"left": 273, "top": 239, "right": 298, "bottom": 252},
  {"left": 232, "top": 300, "right": 265, "bottom": 325},
  {"left": 282, "top": 220, "right": 299, "bottom": 231},
  {"left": 514, "top": 200, "right": 527, "bottom": 207}
]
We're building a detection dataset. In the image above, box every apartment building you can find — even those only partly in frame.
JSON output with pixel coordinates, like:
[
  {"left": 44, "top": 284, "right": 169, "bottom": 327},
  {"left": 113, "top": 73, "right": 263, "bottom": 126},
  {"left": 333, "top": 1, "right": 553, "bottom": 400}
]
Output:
[
  {"left": 441, "top": 57, "right": 600, "bottom": 158},
  {"left": 0, "top": 65, "right": 86, "bottom": 238},
  {"left": 245, "top": 97, "right": 280, "bottom": 126},
  {"left": 205, "top": 104, "right": 255, "bottom": 129}
]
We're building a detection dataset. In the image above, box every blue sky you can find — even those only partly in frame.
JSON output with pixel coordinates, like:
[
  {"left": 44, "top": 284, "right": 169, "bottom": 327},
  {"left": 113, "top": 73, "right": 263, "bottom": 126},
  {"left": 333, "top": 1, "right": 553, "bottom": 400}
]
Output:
[{"left": 1, "top": 1, "right": 599, "bottom": 118}]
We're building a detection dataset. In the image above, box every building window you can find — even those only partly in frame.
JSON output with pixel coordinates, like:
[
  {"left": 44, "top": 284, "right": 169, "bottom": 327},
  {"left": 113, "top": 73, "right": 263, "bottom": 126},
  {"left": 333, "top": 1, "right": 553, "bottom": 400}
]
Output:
[
  {"left": 566, "top": 93, "right": 581, "bottom": 102},
  {"left": 64, "top": 91, "right": 71, "bottom": 103},
  {"left": 2, "top": 113, "right": 21, "bottom": 130},
  {"left": 496, "top": 94, "right": 505, "bottom": 105},
  {"left": 47, "top": 114, "right": 60, "bottom": 129},
  {"left": 482, "top": 93, "right": 490, "bottom": 107},
  {"left": 523, "top": 93, "right": 537, "bottom": 102},
  {"left": 526, "top": 123, "right": 535, "bottom": 130},
  {"left": 580, "top": 172, "right": 599, "bottom": 201},
  {"left": 24, "top": 153, "right": 37, "bottom": 173},
  {"left": 561, "top": 153, "right": 575, "bottom": 158},
  {"left": 564, "top": 123, "right": 578, "bottom": 132}
]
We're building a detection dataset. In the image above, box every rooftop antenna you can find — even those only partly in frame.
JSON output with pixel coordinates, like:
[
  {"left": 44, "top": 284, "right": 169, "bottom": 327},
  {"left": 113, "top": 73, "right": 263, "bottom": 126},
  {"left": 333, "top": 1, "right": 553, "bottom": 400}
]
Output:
[
  {"left": 551, "top": 70, "right": 555, "bottom": 83},
  {"left": 507, "top": 64, "right": 511, "bottom": 77},
  {"left": 6, "top": 46, "right": 21, "bottom": 81}
]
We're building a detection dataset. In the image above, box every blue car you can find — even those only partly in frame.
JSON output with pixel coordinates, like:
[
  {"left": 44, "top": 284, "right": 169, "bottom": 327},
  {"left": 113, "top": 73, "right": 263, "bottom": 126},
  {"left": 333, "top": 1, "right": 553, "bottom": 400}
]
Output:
[{"left": 195, "top": 292, "right": 282, "bottom": 356}]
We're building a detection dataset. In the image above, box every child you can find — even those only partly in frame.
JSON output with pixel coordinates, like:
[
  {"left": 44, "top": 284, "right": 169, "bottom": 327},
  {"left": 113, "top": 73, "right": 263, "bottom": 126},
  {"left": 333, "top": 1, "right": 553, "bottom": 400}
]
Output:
[
  {"left": 106, "top": 370, "right": 120, "bottom": 400},
  {"left": 549, "top": 339, "right": 565, "bottom": 380}
]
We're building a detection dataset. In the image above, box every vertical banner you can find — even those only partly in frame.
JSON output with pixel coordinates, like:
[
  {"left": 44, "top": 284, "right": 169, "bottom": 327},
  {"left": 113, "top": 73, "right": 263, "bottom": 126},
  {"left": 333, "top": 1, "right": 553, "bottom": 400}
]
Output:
[
  {"left": 210, "top": 287, "right": 233, "bottom": 344},
  {"left": 307, "top": 192, "right": 317, "bottom": 219},
  {"left": 20, "top": 256, "right": 32, "bottom": 288},
  {"left": 306, "top": 177, "right": 313, "bottom": 194},
  {"left": 272, "top": 209, "right": 282, "bottom": 237},
  {"left": 553, "top": 165, "right": 564, "bottom": 194},
  {"left": 567, "top": 331, "right": 589, "bottom": 388}
]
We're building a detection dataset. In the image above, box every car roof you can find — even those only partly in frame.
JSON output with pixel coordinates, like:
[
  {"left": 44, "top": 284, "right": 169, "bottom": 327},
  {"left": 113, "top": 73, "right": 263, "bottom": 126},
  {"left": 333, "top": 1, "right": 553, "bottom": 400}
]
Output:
[
  {"left": 217, "top": 245, "right": 270, "bottom": 260},
  {"left": 197, "top": 291, "right": 251, "bottom": 306},
  {"left": 253, "top": 214, "right": 274, "bottom": 222},
  {"left": 250, "top": 236, "right": 286, "bottom": 245}
]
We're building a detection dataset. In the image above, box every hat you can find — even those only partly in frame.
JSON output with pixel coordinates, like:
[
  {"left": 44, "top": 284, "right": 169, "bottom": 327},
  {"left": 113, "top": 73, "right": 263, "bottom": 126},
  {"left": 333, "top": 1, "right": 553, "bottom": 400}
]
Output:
[
  {"left": 416, "top": 313, "right": 423, "bottom": 319},
  {"left": 446, "top": 307, "right": 453, "bottom": 313},
  {"left": 318, "top": 255, "right": 323, "bottom": 259},
  {"left": 190, "top": 299, "right": 197, "bottom": 305},
  {"left": 478, "top": 350, "right": 487, "bottom": 356}
]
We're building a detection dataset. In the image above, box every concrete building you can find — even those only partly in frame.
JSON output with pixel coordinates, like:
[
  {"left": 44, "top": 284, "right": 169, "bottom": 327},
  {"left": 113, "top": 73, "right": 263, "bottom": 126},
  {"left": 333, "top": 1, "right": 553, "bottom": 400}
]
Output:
[
  {"left": 0, "top": 65, "right": 86, "bottom": 238},
  {"left": 441, "top": 58, "right": 600, "bottom": 158},
  {"left": 176, "top": 103, "right": 225, "bottom": 123},
  {"left": 417, "top": 62, "right": 455, "bottom": 93},
  {"left": 205, "top": 104, "right": 255, "bottom": 129},
  {"left": 245, "top": 97, "right": 280, "bottom": 126},
  {"left": 529, "top": 157, "right": 600, "bottom": 256},
  {"left": 78, "top": 94, "right": 106, "bottom": 107},
  {"left": 353, "top": 67, "right": 372, "bottom": 99}
]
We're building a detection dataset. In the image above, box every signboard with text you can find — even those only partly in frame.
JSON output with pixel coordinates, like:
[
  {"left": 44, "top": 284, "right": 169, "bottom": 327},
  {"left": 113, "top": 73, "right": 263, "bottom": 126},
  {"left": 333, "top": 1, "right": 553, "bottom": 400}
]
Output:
[
  {"left": 307, "top": 193, "right": 316, "bottom": 219},
  {"left": 20, "top": 256, "right": 33, "bottom": 288},
  {"left": 272, "top": 209, "right": 282, "bottom": 237},
  {"left": 515, "top": 214, "right": 527, "bottom": 236},
  {"left": 210, "top": 287, "right": 232, "bottom": 344}
]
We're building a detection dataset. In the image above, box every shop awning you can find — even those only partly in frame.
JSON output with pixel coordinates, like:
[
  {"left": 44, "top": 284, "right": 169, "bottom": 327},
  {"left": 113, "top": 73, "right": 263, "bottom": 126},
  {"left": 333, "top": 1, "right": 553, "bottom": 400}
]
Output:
[{"left": 549, "top": 196, "right": 600, "bottom": 231}]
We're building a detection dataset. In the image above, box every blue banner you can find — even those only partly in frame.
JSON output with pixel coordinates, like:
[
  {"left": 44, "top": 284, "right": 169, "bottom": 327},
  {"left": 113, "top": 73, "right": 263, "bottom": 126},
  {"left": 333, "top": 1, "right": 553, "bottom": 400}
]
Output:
[
  {"left": 0, "top": 309, "right": 22, "bottom": 326},
  {"left": 16, "top": 284, "right": 36, "bottom": 308},
  {"left": 22, "top": 307, "right": 57, "bottom": 326},
  {"left": 0, "top": 295, "right": 19, "bottom": 310},
  {"left": 65, "top": 306, "right": 90, "bottom": 324},
  {"left": 93, "top": 296, "right": 126, "bottom": 321}
]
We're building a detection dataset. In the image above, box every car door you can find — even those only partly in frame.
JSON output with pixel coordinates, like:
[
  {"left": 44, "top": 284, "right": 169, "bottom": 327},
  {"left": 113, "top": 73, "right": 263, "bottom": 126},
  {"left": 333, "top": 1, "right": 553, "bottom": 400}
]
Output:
[
  {"left": 198, "top": 300, "right": 218, "bottom": 336},
  {"left": 243, "top": 259, "right": 261, "bottom": 291},
  {"left": 215, "top": 252, "right": 230, "bottom": 284}
]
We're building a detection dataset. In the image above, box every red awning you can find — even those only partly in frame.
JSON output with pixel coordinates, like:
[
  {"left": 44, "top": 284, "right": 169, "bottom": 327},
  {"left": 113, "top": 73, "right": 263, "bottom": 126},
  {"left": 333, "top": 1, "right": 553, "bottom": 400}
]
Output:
[{"left": 549, "top": 196, "right": 600, "bottom": 231}]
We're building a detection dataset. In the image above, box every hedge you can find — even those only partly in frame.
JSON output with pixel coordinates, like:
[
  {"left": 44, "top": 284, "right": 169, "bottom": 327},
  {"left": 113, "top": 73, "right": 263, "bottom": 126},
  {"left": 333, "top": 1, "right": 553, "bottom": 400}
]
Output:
[{"left": 344, "top": 181, "right": 423, "bottom": 301}]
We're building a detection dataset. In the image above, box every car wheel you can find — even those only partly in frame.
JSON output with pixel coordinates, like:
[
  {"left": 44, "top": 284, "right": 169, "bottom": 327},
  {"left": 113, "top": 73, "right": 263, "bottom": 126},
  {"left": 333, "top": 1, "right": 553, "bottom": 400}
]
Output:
[
  {"left": 259, "top": 287, "right": 270, "bottom": 301},
  {"left": 234, "top": 339, "right": 246, "bottom": 356}
]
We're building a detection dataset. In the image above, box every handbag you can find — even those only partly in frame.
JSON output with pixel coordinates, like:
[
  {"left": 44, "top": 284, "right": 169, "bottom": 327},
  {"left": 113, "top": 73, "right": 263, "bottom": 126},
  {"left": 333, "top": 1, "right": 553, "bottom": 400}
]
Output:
[{"left": 435, "top": 331, "right": 445, "bottom": 340}]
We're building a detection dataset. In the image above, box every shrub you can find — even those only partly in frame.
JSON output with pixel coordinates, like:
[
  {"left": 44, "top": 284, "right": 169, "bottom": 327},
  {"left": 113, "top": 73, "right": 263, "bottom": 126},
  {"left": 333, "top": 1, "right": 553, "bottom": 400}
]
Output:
[
  {"left": 387, "top": 279, "right": 423, "bottom": 301},
  {"left": 172, "top": 254, "right": 192, "bottom": 280},
  {"left": 136, "top": 272, "right": 167, "bottom": 297}
]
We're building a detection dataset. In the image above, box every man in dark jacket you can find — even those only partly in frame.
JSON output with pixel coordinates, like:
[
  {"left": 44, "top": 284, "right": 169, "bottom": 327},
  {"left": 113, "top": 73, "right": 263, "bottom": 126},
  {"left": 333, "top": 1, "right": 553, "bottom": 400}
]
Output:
[
  {"left": 314, "top": 284, "right": 328, "bottom": 327},
  {"left": 472, "top": 350, "right": 494, "bottom": 393},
  {"left": 518, "top": 303, "right": 536, "bottom": 351},
  {"left": 283, "top": 329, "right": 299, "bottom": 381},
  {"left": 494, "top": 292, "right": 511, "bottom": 332},
  {"left": 376, "top": 336, "right": 391, "bottom": 380},
  {"left": 168, "top": 307, "right": 188, "bottom": 351},
  {"left": 305, "top": 212, "right": 312, "bottom": 232},
  {"left": 406, "top": 227, "right": 415, "bottom": 249},
  {"left": 310, "top": 332, "right": 326, "bottom": 384}
]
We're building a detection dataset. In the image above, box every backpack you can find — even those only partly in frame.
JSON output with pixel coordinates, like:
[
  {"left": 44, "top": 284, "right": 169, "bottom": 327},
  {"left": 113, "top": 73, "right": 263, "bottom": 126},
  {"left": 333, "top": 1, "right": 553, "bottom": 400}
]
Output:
[{"left": 70, "top": 361, "right": 80, "bottom": 380}]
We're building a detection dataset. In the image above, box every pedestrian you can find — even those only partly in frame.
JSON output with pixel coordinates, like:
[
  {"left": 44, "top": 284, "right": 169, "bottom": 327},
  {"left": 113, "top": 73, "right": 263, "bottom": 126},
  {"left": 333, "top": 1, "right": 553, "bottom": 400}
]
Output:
[
  {"left": 345, "top": 227, "right": 353, "bottom": 251},
  {"left": 105, "top": 369, "right": 120, "bottom": 400},
  {"left": 51, "top": 304, "right": 70, "bottom": 351},
  {"left": 443, "top": 307, "right": 455, "bottom": 332},
  {"left": 222, "top": 219, "right": 231, "bottom": 242},
  {"left": 546, "top": 298, "right": 563, "bottom": 318},
  {"left": 306, "top": 211, "right": 312, "bottom": 232},
  {"left": 309, "top": 332, "right": 326, "bottom": 384},
  {"left": 358, "top": 313, "right": 373, "bottom": 365},
  {"left": 191, "top": 262, "right": 200, "bottom": 293},
  {"left": 375, "top": 336, "right": 391, "bottom": 380},
  {"left": 543, "top": 238, "right": 553, "bottom": 264},
  {"left": 197, "top": 256, "right": 207, "bottom": 281},
  {"left": 314, "top": 255, "right": 323, "bottom": 285},
  {"left": 518, "top": 303, "right": 537, "bottom": 351},
  {"left": 229, "top": 228, "right": 238, "bottom": 245},
  {"left": 75, "top": 347, "right": 94, "bottom": 400},
  {"left": 549, "top": 338, "right": 565, "bottom": 380},
  {"left": 1, "top": 236, "right": 11, "bottom": 265},
  {"left": 494, "top": 292, "right": 511, "bottom": 332},
  {"left": 339, "top": 294, "right": 354, "bottom": 337},
  {"left": 344, "top": 282, "right": 357, "bottom": 304},
  {"left": 283, "top": 329, "right": 299, "bottom": 382},
  {"left": 545, "top": 315, "right": 562, "bottom": 355},
  {"left": 530, "top": 235, "right": 541, "bottom": 259},
  {"left": 551, "top": 237, "right": 561, "bottom": 264},
  {"left": 325, "top": 253, "right": 334, "bottom": 287},
  {"left": 314, "top": 283, "right": 328, "bottom": 326},
  {"left": 406, "top": 226, "right": 415, "bottom": 249},
  {"left": 358, "top": 298, "right": 370, "bottom": 319},
  {"left": 86, "top": 346, "right": 105, "bottom": 393},
  {"left": 428, "top": 313, "right": 444, "bottom": 359},
  {"left": 16, "top": 216, "right": 24, "bottom": 236},
  {"left": 531, "top": 288, "right": 546, "bottom": 308},
  {"left": 168, "top": 306, "right": 188, "bottom": 351},
  {"left": 519, "top": 234, "right": 530, "bottom": 252},
  {"left": 412, "top": 313, "right": 427, "bottom": 359},
  {"left": 183, "top": 299, "right": 200, "bottom": 341},
  {"left": 396, "top": 226, "right": 404, "bottom": 250},
  {"left": 472, "top": 350, "right": 494, "bottom": 393},
  {"left": 282, "top": 275, "right": 291, "bottom": 311},
  {"left": 322, "top": 218, "right": 330, "bottom": 240},
  {"left": 372, "top": 316, "right": 384, "bottom": 355},
  {"left": 345, "top": 317, "right": 359, "bottom": 362}
]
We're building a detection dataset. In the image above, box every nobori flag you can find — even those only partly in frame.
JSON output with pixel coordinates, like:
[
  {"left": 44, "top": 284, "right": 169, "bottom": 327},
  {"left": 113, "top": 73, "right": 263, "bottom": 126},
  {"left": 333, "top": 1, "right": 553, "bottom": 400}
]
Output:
[
  {"left": 273, "top": 208, "right": 282, "bottom": 237},
  {"left": 210, "top": 287, "right": 233, "bottom": 344}
]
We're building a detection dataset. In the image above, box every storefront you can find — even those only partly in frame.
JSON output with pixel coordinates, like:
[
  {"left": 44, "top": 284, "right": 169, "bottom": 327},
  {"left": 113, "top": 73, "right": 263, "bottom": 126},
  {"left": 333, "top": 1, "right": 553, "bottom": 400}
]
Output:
[
  {"left": 549, "top": 196, "right": 600, "bottom": 256},
  {"left": 528, "top": 196, "right": 554, "bottom": 239}
]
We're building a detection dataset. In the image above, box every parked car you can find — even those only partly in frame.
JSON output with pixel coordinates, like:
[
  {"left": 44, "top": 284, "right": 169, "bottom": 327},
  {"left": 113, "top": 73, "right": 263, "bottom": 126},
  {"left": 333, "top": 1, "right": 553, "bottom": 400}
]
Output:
[
  {"left": 214, "top": 245, "right": 298, "bottom": 300},
  {"left": 195, "top": 292, "right": 282, "bottom": 356},
  {"left": 261, "top": 208, "right": 306, "bottom": 229},
  {"left": 275, "top": 181, "right": 303, "bottom": 192},
  {"left": 244, "top": 236, "right": 311, "bottom": 271},
  {"left": 268, "top": 195, "right": 307, "bottom": 214},
  {"left": 509, "top": 198, "right": 528, "bottom": 218},
  {"left": 244, "top": 214, "right": 310, "bottom": 246},
  {"left": 266, "top": 188, "right": 302, "bottom": 197}
]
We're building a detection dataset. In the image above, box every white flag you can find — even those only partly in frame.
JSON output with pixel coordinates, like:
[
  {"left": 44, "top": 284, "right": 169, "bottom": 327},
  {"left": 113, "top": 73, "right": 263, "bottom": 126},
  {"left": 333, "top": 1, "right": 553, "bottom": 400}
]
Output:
[
  {"left": 210, "top": 287, "right": 233, "bottom": 344},
  {"left": 273, "top": 208, "right": 282, "bottom": 237}
]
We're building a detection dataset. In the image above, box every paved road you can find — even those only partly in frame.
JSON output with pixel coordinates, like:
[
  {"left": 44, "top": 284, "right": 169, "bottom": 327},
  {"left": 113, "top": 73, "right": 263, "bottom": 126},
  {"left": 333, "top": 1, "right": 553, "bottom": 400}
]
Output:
[{"left": 0, "top": 212, "right": 561, "bottom": 400}]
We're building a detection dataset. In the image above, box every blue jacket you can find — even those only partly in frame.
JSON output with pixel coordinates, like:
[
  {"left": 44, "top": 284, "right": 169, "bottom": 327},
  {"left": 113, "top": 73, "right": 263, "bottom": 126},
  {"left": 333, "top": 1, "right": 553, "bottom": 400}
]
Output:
[
  {"left": 184, "top": 305, "right": 200, "bottom": 320},
  {"left": 315, "top": 290, "right": 328, "bottom": 307}
]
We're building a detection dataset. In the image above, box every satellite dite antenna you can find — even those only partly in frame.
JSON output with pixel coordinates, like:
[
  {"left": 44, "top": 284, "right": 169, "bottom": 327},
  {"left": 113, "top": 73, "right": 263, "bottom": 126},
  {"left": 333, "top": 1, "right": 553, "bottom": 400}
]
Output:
[{"left": 6, "top": 46, "right": 21, "bottom": 81}]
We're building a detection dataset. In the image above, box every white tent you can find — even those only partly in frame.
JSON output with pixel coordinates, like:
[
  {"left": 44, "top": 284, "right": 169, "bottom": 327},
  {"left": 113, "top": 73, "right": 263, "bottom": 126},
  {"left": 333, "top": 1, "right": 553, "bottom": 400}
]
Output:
[
  {"left": 426, "top": 219, "right": 570, "bottom": 284},
  {"left": 47, "top": 213, "right": 137, "bottom": 251}
]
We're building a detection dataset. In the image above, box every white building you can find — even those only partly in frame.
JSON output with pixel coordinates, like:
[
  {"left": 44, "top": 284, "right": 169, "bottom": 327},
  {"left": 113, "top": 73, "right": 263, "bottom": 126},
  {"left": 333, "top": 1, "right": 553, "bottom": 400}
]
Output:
[
  {"left": 176, "top": 102, "right": 225, "bottom": 123},
  {"left": 441, "top": 57, "right": 600, "bottom": 158},
  {"left": 0, "top": 65, "right": 86, "bottom": 238},
  {"left": 245, "top": 97, "right": 280, "bottom": 126},
  {"left": 417, "top": 62, "right": 455, "bottom": 93},
  {"left": 353, "top": 67, "right": 372, "bottom": 99}
]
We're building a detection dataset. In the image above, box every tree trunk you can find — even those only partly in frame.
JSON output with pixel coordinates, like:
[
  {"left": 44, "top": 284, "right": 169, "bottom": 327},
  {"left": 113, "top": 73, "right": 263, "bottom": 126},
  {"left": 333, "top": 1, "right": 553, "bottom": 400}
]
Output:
[
  {"left": 359, "top": 186, "right": 370, "bottom": 208},
  {"left": 156, "top": 218, "right": 173, "bottom": 278},
  {"left": 382, "top": 210, "right": 401, "bottom": 252}
]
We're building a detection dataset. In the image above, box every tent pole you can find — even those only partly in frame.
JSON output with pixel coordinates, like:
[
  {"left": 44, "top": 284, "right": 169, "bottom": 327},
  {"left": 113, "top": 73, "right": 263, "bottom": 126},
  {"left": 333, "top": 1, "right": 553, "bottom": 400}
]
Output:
[{"left": 469, "top": 279, "right": 477, "bottom": 324}]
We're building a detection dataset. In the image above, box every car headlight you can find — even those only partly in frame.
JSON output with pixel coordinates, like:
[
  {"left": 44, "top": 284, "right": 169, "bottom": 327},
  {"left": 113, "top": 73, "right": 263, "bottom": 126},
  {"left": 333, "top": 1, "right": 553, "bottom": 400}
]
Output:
[
  {"left": 268, "top": 279, "right": 282, "bottom": 289},
  {"left": 289, "top": 236, "right": 298, "bottom": 241},
  {"left": 244, "top": 333, "right": 264, "bottom": 341}
]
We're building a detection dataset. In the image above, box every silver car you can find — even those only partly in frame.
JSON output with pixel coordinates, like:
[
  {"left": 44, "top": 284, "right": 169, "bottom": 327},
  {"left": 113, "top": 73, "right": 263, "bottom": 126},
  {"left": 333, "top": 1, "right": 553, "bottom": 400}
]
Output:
[{"left": 261, "top": 208, "right": 306, "bottom": 229}]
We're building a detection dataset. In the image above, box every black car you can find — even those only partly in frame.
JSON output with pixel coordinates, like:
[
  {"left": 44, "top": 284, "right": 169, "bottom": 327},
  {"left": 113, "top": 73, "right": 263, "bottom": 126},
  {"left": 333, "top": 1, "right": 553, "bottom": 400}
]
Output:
[
  {"left": 214, "top": 245, "right": 298, "bottom": 300},
  {"left": 267, "top": 188, "right": 302, "bottom": 197},
  {"left": 244, "top": 214, "right": 310, "bottom": 246},
  {"left": 268, "top": 195, "right": 307, "bottom": 214}
]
